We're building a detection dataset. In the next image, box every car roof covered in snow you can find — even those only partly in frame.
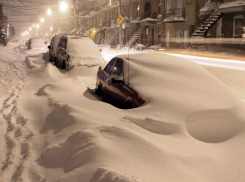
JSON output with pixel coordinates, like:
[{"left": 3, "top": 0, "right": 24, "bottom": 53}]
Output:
[{"left": 66, "top": 36, "right": 104, "bottom": 67}]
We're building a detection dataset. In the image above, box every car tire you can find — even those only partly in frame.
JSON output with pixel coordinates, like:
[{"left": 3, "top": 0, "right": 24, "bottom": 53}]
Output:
[{"left": 124, "top": 102, "right": 133, "bottom": 109}]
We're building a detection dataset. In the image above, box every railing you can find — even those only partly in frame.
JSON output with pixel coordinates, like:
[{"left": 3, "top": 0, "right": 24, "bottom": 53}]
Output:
[
  {"left": 164, "top": 8, "right": 185, "bottom": 21},
  {"left": 143, "top": 12, "right": 157, "bottom": 19},
  {"left": 111, "top": 19, "right": 117, "bottom": 25},
  {"left": 102, "top": 21, "right": 111, "bottom": 27},
  {"left": 90, "top": 7, "right": 100, "bottom": 12},
  {"left": 194, "top": 2, "right": 222, "bottom": 30}
]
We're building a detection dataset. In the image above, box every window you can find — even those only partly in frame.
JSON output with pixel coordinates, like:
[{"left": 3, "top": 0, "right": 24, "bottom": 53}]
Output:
[
  {"left": 166, "top": 0, "right": 172, "bottom": 11},
  {"left": 59, "top": 39, "right": 67, "bottom": 49},
  {"left": 144, "top": 2, "right": 151, "bottom": 18},
  {"left": 112, "top": 59, "right": 123, "bottom": 76},
  {"left": 158, "top": 0, "right": 162, "bottom": 14},
  {"left": 104, "top": 59, "right": 115, "bottom": 74}
]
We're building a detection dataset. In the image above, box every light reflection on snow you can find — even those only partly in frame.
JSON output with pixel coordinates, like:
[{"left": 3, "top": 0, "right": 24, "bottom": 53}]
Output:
[{"left": 166, "top": 53, "right": 245, "bottom": 71}]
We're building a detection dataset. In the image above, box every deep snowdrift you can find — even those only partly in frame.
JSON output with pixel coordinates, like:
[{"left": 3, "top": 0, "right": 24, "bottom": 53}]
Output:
[
  {"left": 1, "top": 43, "right": 245, "bottom": 182},
  {"left": 24, "top": 53, "right": 245, "bottom": 182}
]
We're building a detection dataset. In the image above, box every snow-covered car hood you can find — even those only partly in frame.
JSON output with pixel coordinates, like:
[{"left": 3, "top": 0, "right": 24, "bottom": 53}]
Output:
[{"left": 117, "top": 53, "right": 241, "bottom": 113}]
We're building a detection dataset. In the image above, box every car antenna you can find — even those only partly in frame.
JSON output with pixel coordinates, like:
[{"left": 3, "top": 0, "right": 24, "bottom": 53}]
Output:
[{"left": 127, "top": 47, "right": 130, "bottom": 85}]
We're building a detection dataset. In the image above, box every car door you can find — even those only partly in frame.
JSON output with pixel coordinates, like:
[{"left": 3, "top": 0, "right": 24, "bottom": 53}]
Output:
[
  {"left": 101, "top": 59, "right": 116, "bottom": 95},
  {"left": 57, "top": 38, "right": 67, "bottom": 67},
  {"left": 109, "top": 59, "right": 126, "bottom": 104}
]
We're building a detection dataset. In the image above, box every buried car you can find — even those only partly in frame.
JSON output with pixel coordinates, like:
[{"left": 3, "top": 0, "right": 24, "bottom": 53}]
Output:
[
  {"left": 55, "top": 36, "right": 104, "bottom": 71},
  {"left": 96, "top": 56, "right": 145, "bottom": 109},
  {"left": 48, "top": 35, "right": 62, "bottom": 62},
  {"left": 27, "top": 38, "right": 46, "bottom": 49}
]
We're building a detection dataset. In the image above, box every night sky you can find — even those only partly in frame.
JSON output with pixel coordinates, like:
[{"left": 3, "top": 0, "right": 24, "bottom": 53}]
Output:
[{"left": 1, "top": 0, "right": 74, "bottom": 35}]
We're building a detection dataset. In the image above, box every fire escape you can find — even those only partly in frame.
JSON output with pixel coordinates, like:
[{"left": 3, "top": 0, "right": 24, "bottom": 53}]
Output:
[{"left": 192, "top": 2, "right": 223, "bottom": 38}]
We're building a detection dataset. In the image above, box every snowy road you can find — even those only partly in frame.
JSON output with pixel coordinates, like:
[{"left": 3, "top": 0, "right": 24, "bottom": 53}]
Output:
[
  {"left": 0, "top": 43, "right": 245, "bottom": 182},
  {"left": 166, "top": 53, "right": 245, "bottom": 100}
]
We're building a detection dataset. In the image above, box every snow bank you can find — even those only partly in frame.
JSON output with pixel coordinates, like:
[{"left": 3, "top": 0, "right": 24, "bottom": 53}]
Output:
[
  {"left": 27, "top": 52, "right": 245, "bottom": 182},
  {"left": 2, "top": 42, "right": 242, "bottom": 182}
]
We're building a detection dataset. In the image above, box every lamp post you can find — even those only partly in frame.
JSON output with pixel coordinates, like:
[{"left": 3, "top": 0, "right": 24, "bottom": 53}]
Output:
[
  {"left": 60, "top": 1, "right": 68, "bottom": 34},
  {"left": 47, "top": 9, "right": 52, "bottom": 37},
  {"left": 73, "top": 0, "right": 77, "bottom": 35}
]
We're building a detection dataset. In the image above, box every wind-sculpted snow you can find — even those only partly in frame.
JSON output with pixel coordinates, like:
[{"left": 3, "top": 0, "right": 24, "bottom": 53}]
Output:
[{"left": 1, "top": 43, "right": 245, "bottom": 182}]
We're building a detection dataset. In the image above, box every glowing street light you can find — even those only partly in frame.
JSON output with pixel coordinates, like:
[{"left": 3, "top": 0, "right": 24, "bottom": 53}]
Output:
[
  {"left": 50, "top": 26, "right": 53, "bottom": 31},
  {"left": 36, "top": 24, "right": 40, "bottom": 29},
  {"left": 26, "top": 31, "right": 29, "bottom": 34},
  {"left": 29, "top": 27, "right": 32, "bottom": 31},
  {"left": 60, "top": 1, "right": 68, "bottom": 12},
  {"left": 47, "top": 9, "right": 52, "bottom": 15},
  {"left": 40, "top": 18, "right": 45, "bottom": 23},
  {"left": 33, "top": 24, "right": 35, "bottom": 27}
]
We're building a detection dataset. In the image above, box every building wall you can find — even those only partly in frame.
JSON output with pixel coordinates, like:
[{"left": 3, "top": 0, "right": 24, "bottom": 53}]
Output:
[{"left": 164, "top": 0, "right": 202, "bottom": 39}]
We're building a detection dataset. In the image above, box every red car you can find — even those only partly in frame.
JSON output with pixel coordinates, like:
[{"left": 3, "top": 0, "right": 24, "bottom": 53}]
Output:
[{"left": 96, "top": 56, "right": 145, "bottom": 109}]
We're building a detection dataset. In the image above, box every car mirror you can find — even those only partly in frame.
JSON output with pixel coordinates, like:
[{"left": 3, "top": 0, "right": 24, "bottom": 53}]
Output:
[{"left": 48, "top": 46, "right": 51, "bottom": 49}]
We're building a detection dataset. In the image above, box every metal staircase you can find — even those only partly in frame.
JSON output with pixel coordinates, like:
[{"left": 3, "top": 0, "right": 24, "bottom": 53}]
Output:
[
  {"left": 102, "top": 28, "right": 118, "bottom": 45},
  {"left": 124, "top": 26, "right": 146, "bottom": 48},
  {"left": 192, "top": 2, "right": 223, "bottom": 38}
]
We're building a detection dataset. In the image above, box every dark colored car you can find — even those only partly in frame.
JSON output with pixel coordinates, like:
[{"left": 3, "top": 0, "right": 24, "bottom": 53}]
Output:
[
  {"left": 48, "top": 35, "right": 62, "bottom": 62},
  {"left": 96, "top": 57, "right": 145, "bottom": 109},
  {"left": 55, "top": 35, "right": 104, "bottom": 71}
]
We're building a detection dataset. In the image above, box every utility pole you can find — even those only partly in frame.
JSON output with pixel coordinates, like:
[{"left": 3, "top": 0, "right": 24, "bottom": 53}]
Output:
[
  {"left": 118, "top": 0, "right": 122, "bottom": 49},
  {"left": 73, "top": 0, "right": 77, "bottom": 35}
]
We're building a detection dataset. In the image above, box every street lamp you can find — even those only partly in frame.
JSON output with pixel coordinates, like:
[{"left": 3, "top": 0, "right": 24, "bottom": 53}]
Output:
[
  {"left": 33, "top": 24, "right": 35, "bottom": 27},
  {"left": 60, "top": 1, "right": 68, "bottom": 12},
  {"left": 50, "top": 27, "right": 53, "bottom": 31},
  {"left": 47, "top": 9, "right": 52, "bottom": 15},
  {"left": 40, "top": 18, "right": 45, "bottom": 23},
  {"left": 36, "top": 24, "right": 40, "bottom": 29},
  {"left": 26, "top": 31, "right": 29, "bottom": 34},
  {"left": 29, "top": 27, "right": 32, "bottom": 31}
]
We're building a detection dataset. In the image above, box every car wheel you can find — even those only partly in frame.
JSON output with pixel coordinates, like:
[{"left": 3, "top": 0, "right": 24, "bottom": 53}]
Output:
[{"left": 124, "top": 102, "right": 133, "bottom": 109}]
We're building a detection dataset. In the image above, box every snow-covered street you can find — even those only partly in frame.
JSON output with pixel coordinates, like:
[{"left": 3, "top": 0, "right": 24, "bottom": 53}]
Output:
[{"left": 1, "top": 42, "right": 245, "bottom": 182}]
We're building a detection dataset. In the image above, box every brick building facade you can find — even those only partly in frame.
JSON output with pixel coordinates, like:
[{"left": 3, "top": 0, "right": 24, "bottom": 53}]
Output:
[{"left": 76, "top": 0, "right": 244, "bottom": 47}]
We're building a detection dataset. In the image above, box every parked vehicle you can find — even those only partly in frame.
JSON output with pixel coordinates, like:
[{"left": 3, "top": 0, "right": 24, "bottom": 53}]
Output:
[
  {"left": 48, "top": 35, "right": 62, "bottom": 62},
  {"left": 0, "top": 32, "right": 7, "bottom": 46},
  {"left": 55, "top": 36, "right": 104, "bottom": 71},
  {"left": 96, "top": 56, "right": 145, "bottom": 109},
  {"left": 27, "top": 38, "right": 46, "bottom": 49}
]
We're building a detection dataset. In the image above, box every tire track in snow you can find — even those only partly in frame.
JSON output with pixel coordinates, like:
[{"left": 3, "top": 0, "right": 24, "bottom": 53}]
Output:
[{"left": 0, "top": 54, "right": 33, "bottom": 181}]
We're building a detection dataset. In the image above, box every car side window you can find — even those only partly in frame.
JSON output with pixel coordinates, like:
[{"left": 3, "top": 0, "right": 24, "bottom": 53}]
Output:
[
  {"left": 60, "top": 39, "right": 66, "bottom": 49},
  {"left": 112, "top": 59, "right": 123, "bottom": 76},
  {"left": 104, "top": 59, "right": 115, "bottom": 75}
]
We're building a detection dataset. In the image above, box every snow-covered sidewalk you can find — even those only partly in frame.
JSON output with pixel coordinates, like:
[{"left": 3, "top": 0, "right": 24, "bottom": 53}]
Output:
[{"left": 0, "top": 43, "right": 245, "bottom": 182}]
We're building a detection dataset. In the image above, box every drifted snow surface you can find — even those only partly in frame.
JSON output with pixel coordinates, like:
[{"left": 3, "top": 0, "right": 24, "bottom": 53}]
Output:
[{"left": 0, "top": 42, "right": 245, "bottom": 182}]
